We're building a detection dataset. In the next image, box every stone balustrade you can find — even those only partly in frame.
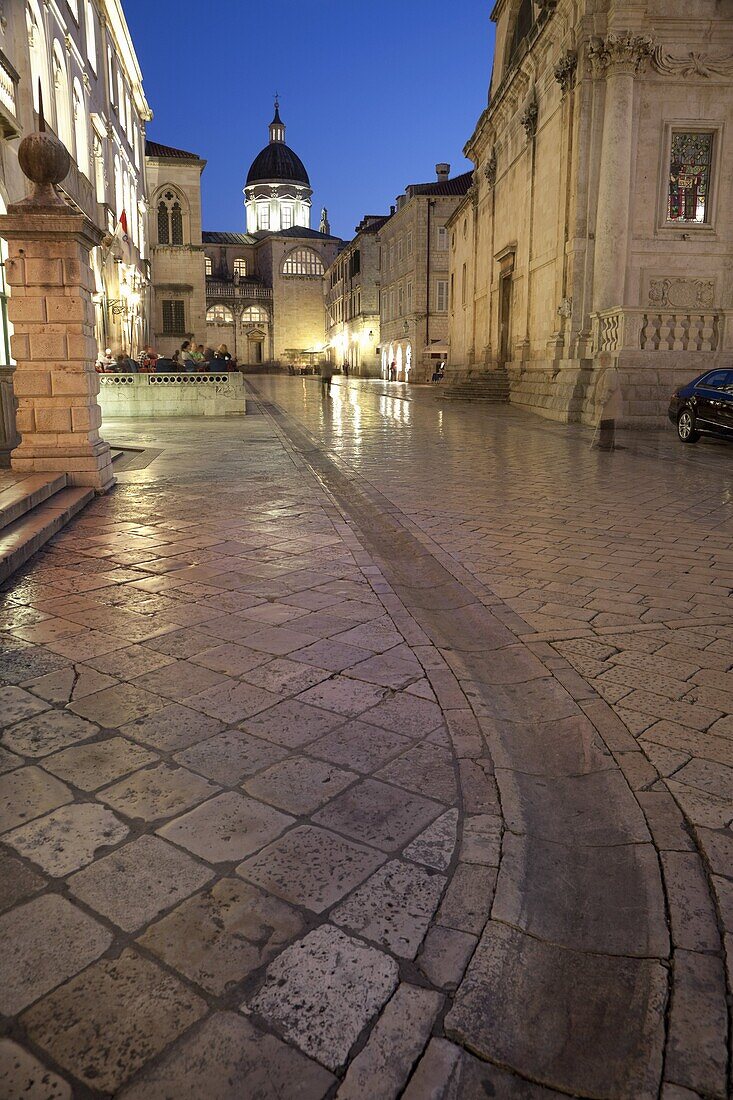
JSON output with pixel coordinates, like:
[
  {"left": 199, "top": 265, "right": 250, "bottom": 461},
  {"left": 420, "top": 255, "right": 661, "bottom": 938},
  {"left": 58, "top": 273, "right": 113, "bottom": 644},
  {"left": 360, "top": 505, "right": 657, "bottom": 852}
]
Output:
[{"left": 97, "top": 371, "right": 247, "bottom": 418}]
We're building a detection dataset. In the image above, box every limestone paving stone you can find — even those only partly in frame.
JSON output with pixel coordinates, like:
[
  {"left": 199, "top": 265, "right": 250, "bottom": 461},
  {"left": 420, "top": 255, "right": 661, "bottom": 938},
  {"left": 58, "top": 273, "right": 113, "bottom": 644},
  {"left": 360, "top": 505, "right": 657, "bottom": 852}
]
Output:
[
  {"left": 117, "top": 1013, "right": 335, "bottom": 1100},
  {"left": 296, "top": 675, "right": 387, "bottom": 717},
  {"left": 141, "top": 626, "right": 220, "bottom": 658},
  {"left": 0, "top": 850, "right": 45, "bottom": 913},
  {"left": 241, "top": 655, "right": 332, "bottom": 695},
  {"left": 237, "top": 824, "right": 385, "bottom": 912},
  {"left": 403, "top": 807, "right": 459, "bottom": 871},
  {"left": 446, "top": 921, "right": 667, "bottom": 1100},
  {"left": 5, "top": 803, "right": 129, "bottom": 877},
  {"left": 68, "top": 834, "right": 214, "bottom": 931},
  {"left": 244, "top": 754, "right": 357, "bottom": 814},
  {"left": 363, "top": 691, "right": 445, "bottom": 737},
  {"left": 190, "top": 641, "right": 271, "bottom": 677},
  {"left": 0, "top": 766, "right": 72, "bottom": 834},
  {"left": 290, "top": 638, "right": 374, "bottom": 672},
  {"left": 0, "top": 743, "right": 22, "bottom": 773},
  {"left": 313, "top": 777, "right": 444, "bottom": 851},
  {"left": 2, "top": 709, "right": 99, "bottom": 757},
  {"left": 308, "top": 719, "right": 412, "bottom": 773},
  {"left": 665, "top": 950, "right": 728, "bottom": 1098},
  {"left": 494, "top": 833, "right": 669, "bottom": 957},
  {"left": 336, "top": 983, "right": 443, "bottom": 1100},
  {"left": 21, "top": 949, "right": 207, "bottom": 1095},
  {"left": 375, "top": 742, "right": 457, "bottom": 803},
  {"left": 120, "top": 701, "right": 224, "bottom": 752},
  {"left": 417, "top": 925, "right": 478, "bottom": 990},
  {"left": 98, "top": 762, "right": 219, "bottom": 823},
  {"left": 661, "top": 851, "right": 721, "bottom": 952},
  {"left": 248, "top": 924, "right": 399, "bottom": 1072},
  {"left": 0, "top": 1038, "right": 72, "bottom": 1100},
  {"left": 41, "top": 736, "right": 158, "bottom": 790},
  {"left": 403, "top": 1038, "right": 568, "bottom": 1100},
  {"left": 243, "top": 698, "right": 345, "bottom": 747},
  {"left": 0, "top": 644, "right": 71, "bottom": 686},
  {"left": 174, "top": 726, "right": 288, "bottom": 784},
  {"left": 0, "top": 685, "right": 49, "bottom": 726},
  {"left": 184, "top": 679, "right": 281, "bottom": 724},
  {"left": 157, "top": 790, "right": 293, "bottom": 863},
  {"left": 23, "top": 664, "right": 119, "bottom": 705},
  {"left": 68, "top": 682, "right": 168, "bottom": 726},
  {"left": 436, "top": 862, "right": 497, "bottom": 935},
  {"left": 138, "top": 877, "right": 303, "bottom": 995},
  {"left": 84, "top": 642, "right": 176, "bottom": 680},
  {"left": 0, "top": 894, "right": 111, "bottom": 1015},
  {"left": 332, "top": 858, "right": 447, "bottom": 958}
]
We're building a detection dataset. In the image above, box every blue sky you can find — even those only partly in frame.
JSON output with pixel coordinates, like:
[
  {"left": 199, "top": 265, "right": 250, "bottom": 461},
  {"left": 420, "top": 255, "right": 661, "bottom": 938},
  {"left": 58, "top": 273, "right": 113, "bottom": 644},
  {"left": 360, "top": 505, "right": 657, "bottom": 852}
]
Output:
[{"left": 124, "top": 0, "right": 494, "bottom": 239}]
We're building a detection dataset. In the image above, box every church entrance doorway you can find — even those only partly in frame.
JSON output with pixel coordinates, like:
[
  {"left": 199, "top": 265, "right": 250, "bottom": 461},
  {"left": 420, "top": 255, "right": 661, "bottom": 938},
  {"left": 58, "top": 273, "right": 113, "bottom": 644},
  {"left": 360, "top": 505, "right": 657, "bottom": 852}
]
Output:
[{"left": 499, "top": 271, "right": 513, "bottom": 367}]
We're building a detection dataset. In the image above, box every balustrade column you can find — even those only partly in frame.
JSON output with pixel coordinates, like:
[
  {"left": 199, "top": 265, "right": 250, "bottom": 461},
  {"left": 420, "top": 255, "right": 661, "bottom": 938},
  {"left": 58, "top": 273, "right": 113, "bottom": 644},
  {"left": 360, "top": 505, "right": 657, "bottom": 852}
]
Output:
[{"left": 590, "top": 33, "right": 653, "bottom": 315}]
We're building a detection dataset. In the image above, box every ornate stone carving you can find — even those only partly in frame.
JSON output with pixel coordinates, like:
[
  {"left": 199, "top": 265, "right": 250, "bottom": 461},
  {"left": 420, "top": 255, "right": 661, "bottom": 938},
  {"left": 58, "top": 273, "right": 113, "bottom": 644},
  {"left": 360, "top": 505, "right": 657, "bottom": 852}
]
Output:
[
  {"left": 588, "top": 33, "right": 654, "bottom": 75},
  {"left": 554, "top": 50, "right": 578, "bottom": 94},
  {"left": 484, "top": 147, "right": 497, "bottom": 188},
  {"left": 651, "top": 47, "right": 733, "bottom": 77},
  {"left": 648, "top": 277, "right": 715, "bottom": 310},
  {"left": 557, "top": 297, "right": 573, "bottom": 319},
  {"left": 64, "top": 32, "right": 72, "bottom": 53},
  {"left": 520, "top": 99, "right": 538, "bottom": 140}
]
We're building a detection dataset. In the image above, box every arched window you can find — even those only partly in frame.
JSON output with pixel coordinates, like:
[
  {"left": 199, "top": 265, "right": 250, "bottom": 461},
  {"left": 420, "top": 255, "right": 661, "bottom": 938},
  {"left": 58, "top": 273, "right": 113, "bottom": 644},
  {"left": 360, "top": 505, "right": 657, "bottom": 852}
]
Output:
[
  {"left": 241, "top": 305, "right": 268, "bottom": 323},
  {"left": 282, "top": 248, "right": 324, "bottom": 277},
  {"left": 26, "top": 1, "right": 49, "bottom": 116},
  {"left": 52, "top": 43, "right": 72, "bottom": 151},
  {"left": 507, "top": 0, "right": 534, "bottom": 69},
  {"left": 73, "top": 79, "right": 89, "bottom": 177},
  {"left": 156, "top": 191, "right": 185, "bottom": 245},
  {"left": 207, "top": 305, "right": 233, "bottom": 324}
]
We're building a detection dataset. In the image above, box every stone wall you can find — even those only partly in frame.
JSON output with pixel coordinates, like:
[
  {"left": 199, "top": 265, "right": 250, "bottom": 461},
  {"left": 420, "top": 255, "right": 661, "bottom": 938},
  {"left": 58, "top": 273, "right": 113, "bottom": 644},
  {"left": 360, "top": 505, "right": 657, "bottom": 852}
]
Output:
[{"left": 98, "top": 372, "right": 246, "bottom": 418}]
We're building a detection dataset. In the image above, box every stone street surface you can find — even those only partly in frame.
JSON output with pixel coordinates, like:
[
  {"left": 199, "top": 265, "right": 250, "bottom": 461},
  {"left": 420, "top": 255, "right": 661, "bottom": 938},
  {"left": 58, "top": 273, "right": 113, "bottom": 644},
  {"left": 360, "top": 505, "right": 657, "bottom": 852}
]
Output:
[{"left": 0, "top": 376, "right": 731, "bottom": 1098}]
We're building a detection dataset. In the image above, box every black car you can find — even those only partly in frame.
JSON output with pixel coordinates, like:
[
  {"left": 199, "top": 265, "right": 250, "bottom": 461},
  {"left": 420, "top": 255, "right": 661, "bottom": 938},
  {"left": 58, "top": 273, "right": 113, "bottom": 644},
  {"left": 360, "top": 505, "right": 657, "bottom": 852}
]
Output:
[{"left": 668, "top": 369, "right": 733, "bottom": 443}]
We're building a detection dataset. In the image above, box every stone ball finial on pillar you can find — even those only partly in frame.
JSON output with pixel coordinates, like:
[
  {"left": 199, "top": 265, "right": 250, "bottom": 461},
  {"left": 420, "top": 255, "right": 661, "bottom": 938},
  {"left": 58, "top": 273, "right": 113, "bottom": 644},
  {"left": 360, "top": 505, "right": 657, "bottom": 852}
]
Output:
[{"left": 13, "top": 82, "right": 71, "bottom": 211}]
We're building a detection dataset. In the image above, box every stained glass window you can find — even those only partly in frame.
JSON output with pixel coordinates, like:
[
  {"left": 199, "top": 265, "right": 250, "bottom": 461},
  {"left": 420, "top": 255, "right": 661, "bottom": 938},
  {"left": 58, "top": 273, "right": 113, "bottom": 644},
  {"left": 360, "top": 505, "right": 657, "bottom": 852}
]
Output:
[{"left": 668, "top": 132, "right": 713, "bottom": 223}]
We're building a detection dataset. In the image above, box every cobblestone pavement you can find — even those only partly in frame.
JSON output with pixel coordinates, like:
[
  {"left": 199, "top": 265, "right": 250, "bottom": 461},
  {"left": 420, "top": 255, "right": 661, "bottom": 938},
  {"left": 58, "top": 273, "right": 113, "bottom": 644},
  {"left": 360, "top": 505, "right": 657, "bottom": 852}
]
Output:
[{"left": 0, "top": 378, "right": 730, "bottom": 1098}]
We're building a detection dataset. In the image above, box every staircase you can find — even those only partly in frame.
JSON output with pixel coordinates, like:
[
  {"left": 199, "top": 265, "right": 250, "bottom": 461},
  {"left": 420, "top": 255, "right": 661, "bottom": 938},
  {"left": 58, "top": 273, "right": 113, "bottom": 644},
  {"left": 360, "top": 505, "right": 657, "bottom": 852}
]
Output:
[
  {"left": 0, "top": 473, "right": 94, "bottom": 585},
  {"left": 436, "top": 369, "right": 510, "bottom": 403}
]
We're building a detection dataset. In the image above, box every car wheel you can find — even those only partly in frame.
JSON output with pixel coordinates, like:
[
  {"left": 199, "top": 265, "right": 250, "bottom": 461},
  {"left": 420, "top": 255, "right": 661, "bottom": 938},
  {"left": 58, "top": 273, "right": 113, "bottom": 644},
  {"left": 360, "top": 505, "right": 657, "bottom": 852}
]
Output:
[{"left": 677, "top": 408, "right": 699, "bottom": 443}]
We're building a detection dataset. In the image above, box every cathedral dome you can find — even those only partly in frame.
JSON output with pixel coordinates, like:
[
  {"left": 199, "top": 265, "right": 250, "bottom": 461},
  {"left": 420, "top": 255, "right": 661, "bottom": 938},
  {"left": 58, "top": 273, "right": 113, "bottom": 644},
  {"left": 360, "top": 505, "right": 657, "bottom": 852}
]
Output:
[
  {"left": 246, "top": 143, "right": 310, "bottom": 186},
  {"left": 246, "top": 103, "right": 310, "bottom": 186}
]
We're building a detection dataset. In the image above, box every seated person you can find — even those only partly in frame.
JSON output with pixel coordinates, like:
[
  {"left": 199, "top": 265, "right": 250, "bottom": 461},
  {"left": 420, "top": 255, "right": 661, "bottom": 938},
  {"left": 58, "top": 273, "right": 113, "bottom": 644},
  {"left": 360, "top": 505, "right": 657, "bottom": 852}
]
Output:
[{"left": 156, "top": 354, "right": 176, "bottom": 372}]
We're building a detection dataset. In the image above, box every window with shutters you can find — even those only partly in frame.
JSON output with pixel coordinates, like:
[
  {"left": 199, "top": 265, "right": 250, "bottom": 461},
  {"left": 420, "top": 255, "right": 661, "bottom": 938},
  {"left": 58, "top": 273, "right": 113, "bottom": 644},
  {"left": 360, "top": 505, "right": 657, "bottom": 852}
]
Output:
[
  {"left": 162, "top": 300, "right": 185, "bottom": 335},
  {"left": 436, "top": 280, "right": 449, "bottom": 312}
]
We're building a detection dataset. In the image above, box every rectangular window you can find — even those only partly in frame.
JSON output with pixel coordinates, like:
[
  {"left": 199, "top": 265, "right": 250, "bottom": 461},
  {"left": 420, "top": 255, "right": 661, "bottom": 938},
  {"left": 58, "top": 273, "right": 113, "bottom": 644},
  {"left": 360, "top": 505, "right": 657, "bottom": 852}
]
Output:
[
  {"left": 437, "top": 226, "right": 448, "bottom": 249},
  {"left": 258, "top": 205, "right": 270, "bottom": 230},
  {"left": 281, "top": 205, "right": 293, "bottom": 229},
  {"left": 205, "top": 257, "right": 212, "bottom": 276},
  {"left": 390, "top": 289, "right": 396, "bottom": 319},
  {"left": 107, "top": 48, "right": 114, "bottom": 102},
  {"left": 461, "top": 264, "right": 467, "bottom": 305},
  {"left": 667, "top": 131, "right": 713, "bottom": 224},
  {"left": 450, "top": 273, "right": 454, "bottom": 309},
  {"left": 162, "top": 300, "right": 185, "bottom": 335},
  {"left": 406, "top": 231, "right": 413, "bottom": 256},
  {"left": 389, "top": 242, "right": 394, "bottom": 269},
  {"left": 437, "top": 280, "right": 449, "bottom": 312},
  {"left": 406, "top": 281, "right": 412, "bottom": 313},
  {"left": 85, "top": 0, "right": 97, "bottom": 72},
  {"left": 398, "top": 236, "right": 404, "bottom": 262},
  {"left": 233, "top": 258, "right": 247, "bottom": 277},
  {"left": 116, "top": 72, "right": 124, "bottom": 117},
  {"left": 398, "top": 284, "right": 404, "bottom": 316}
]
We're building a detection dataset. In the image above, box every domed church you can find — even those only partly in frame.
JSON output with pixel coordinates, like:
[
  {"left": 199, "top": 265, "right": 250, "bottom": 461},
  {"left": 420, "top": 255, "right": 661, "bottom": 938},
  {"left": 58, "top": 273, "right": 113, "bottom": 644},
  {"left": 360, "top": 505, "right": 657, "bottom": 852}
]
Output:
[
  {"left": 244, "top": 102, "right": 313, "bottom": 234},
  {"left": 146, "top": 101, "right": 342, "bottom": 367}
]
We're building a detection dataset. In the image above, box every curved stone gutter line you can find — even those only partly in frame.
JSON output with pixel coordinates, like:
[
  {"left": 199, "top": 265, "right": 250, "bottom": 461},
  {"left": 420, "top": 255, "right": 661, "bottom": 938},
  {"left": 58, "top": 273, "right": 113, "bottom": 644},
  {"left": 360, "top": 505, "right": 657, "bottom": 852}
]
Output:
[{"left": 247, "top": 385, "right": 675, "bottom": 1100}]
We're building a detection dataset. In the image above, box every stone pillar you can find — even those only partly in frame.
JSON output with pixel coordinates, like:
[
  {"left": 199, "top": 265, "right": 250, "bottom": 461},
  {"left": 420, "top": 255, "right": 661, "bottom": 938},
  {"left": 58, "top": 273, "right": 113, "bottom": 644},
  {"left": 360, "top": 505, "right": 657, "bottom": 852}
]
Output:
[
  {"left": 590, "top": 33, "right": 653, "bottom": 314},
  {"left": 0, "top": 209, "right": 114, "bottom": 492}
]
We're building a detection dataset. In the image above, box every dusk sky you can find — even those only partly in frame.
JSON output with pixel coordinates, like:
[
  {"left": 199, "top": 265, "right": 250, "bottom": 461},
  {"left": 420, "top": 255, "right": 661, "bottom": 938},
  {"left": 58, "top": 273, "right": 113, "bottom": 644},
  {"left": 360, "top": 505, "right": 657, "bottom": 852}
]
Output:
[{"left": 124, "top": 0, "right": 495, "bottom": 239}]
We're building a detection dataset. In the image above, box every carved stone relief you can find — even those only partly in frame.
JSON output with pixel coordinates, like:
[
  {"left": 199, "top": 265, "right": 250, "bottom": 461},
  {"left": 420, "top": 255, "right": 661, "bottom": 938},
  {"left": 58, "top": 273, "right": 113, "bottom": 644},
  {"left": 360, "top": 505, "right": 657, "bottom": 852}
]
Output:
[
  {"left": 648, "top": 277, "right": 715, "bottom": 310},
  {"left": 554, "top": 50, "right": 578, "bottom": 95},
  {"left": 588, "top": 33, "right": 654, "bottom": 75},
  {"left": 651, "top": 47, "right": 733, "bottom": 78},
  {"left": 484, "top": 147, "right": 497, "bottom": 187}
]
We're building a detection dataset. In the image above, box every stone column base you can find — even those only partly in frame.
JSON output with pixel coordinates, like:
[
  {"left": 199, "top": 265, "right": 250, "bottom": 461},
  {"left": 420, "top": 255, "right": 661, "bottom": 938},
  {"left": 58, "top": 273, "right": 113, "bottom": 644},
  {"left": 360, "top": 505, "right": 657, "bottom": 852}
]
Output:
[{"left": 11, "top": 438, "right": 115, "bottom": 492}]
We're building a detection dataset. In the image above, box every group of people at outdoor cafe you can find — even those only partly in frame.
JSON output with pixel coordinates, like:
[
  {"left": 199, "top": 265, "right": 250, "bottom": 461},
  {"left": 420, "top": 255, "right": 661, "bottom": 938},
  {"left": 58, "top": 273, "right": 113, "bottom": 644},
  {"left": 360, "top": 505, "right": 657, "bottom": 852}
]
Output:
[{"left": 95, "top": 341, "right": 236, "bottom": 374}]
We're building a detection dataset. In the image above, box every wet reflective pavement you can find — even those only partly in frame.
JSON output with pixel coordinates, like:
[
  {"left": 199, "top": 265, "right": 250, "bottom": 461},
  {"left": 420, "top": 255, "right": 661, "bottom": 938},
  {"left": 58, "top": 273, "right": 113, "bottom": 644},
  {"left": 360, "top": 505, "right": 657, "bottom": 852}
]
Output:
[{"left": 0, "top": 376, "right": 731, "bottom": 1098}]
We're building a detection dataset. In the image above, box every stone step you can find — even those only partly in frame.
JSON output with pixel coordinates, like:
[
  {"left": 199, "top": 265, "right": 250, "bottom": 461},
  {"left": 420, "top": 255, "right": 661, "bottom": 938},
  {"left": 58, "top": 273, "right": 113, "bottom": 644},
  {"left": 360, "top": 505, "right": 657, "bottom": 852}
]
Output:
[
  {"left": 0, "top": 486, "right": 94, "bottom": 585},
  {"left": 0, "top": 473, "right": 68, "bottom": 533}
]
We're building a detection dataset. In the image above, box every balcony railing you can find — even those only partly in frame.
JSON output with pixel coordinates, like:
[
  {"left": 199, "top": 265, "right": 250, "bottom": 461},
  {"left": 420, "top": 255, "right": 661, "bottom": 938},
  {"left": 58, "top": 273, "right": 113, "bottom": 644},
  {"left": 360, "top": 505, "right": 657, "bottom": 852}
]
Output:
[
  {"left": 206, "top": 278, "right": 273, "bottom": 300},
  {"left": 0, "top": 51, "right": 20, "bottom": 138}
]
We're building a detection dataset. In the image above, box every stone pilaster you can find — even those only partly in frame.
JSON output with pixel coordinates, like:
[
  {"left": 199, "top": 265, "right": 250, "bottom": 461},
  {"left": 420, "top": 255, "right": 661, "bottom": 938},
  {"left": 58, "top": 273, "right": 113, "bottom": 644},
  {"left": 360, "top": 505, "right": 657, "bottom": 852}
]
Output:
[
  {"left": 0, "top": 210, "right": 115, "bottom": 491},
  {"left": 590, "top": 33, "right": 653, "bottom": 315}
]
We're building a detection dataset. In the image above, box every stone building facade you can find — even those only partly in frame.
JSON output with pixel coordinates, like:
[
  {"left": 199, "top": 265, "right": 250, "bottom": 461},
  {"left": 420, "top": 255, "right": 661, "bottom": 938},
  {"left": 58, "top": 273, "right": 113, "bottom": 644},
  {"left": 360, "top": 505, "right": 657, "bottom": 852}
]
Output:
[
  {"left": 145, "top": 141, "right": 206, "bottom": 357},
  {"left": 0, "top": 0, "right": 150, "bottom": 454},
  {"left": 147, "top": 104, "right": 342, "bottom": 368},
  {"left": 379, "top": 166, "right": 472, "bottom": 383},
  {"left": 447, "top": 0, "right": 733, "bottom": 426},
  {"left": 324, "top": 214, "right": 388, "bottom": 377}
]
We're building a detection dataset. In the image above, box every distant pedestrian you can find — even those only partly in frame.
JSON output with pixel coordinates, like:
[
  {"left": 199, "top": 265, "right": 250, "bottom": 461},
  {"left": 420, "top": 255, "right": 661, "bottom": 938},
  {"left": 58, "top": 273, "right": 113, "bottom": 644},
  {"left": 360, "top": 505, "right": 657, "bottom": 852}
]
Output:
[
  {"left": 321, "top": 361, "right": 335, "bottom": 396},
  {"left": 389, "top": 360, "right": 397, "bottom": 381},
  {"left": 592, "top": 354, "right": 622, "bottom": 451},
  {"left": 342, "top": 359, "right": 349, "bottom": 378}
]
